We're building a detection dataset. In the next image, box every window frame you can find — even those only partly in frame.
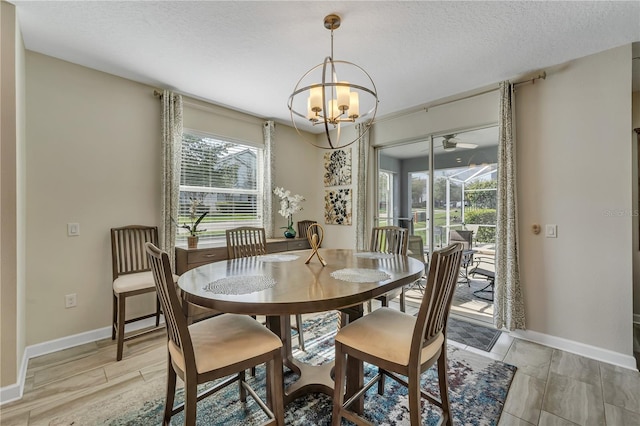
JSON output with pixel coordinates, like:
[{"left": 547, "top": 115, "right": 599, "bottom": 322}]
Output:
[{"left": 177, "top": 128, "right": 265, "bottom": 246}]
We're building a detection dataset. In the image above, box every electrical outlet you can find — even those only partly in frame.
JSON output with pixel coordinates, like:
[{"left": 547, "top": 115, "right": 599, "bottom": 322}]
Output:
[{"left": 65, "top": 293, "right": 77, "bottom": 308}]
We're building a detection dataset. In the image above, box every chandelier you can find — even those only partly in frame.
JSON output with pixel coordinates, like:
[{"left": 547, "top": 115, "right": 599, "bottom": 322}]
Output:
[{"left": 287, "top": 14, "right": 378, "bottom": 149}]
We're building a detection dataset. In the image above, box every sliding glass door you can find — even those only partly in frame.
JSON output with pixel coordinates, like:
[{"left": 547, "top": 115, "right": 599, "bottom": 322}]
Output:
[{"left": 375, "top": 126, "right": 499, "bottom": 322}]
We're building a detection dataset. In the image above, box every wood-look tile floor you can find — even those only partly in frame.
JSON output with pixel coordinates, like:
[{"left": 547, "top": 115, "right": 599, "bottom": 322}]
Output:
[{"left": 1, "top": 313, "right": 639, "bottom": 425}]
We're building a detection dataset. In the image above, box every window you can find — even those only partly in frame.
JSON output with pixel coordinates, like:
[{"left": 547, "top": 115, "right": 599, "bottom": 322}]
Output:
[
  {"left": 377, "top": 170, "right": 394, "bottom": 226},
  {"left": 178, "top": 130, "right": 264, "bottom": 245}
]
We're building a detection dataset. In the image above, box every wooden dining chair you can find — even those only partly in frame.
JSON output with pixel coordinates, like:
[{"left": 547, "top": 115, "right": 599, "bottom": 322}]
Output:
[
  {"left": 111, "top": 225, "right": 166, "bottom": 361},
  {"left": 332, "top": 243, "right": 463, "bottom": 426},
  {"left": 367, "top": 226, "right": 409, "bottom": 312},
  {"left": 225, "top": 226, "right": 306, "bottom": 351},
  {"left": 145, "top": 242, "right": 284, "bottom": 426},
  {"left": 297, "top": 220, "right": 317, "bottom": 240}
]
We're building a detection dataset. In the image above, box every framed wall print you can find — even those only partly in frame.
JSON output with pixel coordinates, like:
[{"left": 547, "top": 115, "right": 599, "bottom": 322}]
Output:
[
  {"left": 324, "top": 189, "right": 352, "bottom": 225},
  {"left": 324, "top": 149, "right": 352, "bottom": 187}
]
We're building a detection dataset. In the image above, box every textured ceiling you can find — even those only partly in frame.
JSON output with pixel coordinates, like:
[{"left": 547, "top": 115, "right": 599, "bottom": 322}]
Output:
[{"left": 10, "top": 1, "right": 640, "bottom": 133}]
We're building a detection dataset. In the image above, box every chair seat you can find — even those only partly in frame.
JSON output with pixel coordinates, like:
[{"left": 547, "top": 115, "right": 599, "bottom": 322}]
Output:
[
  {"left": 335, "top": 307, "right": 444, "bottom": 366},
  {"left": 169, "top": 313, "right": 282, "bottom": 374},
  {"left": 113, "top": 271, "right": 178, "bottom": 293}
]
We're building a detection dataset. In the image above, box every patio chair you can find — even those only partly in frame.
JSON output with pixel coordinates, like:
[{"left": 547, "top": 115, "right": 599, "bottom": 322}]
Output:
[
  {"left": 448, "top": 229, "right": 475, "bottom": 286},
  {"left": 469, "top": 255, "right": 495, "bottom": 301},
  {"left": 404, "top": 235, "right": 428, "bottom": 295}
]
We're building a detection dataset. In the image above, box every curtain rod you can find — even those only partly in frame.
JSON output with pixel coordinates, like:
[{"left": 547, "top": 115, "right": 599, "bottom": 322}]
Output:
[
  {"left": 419, "top": 71, "right": 546, "bottom": 113},
  {"left": 513, "top": 71, "right": 547, "bottom": 88}
]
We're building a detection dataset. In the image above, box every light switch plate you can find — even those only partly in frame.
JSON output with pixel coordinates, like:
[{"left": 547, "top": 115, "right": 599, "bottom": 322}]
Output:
[
  {"left": 545, "top": 224, "right": 557, "bottom": 238},
  {"left": 67, "top": 223, "right": 80, "bottom": 236}
]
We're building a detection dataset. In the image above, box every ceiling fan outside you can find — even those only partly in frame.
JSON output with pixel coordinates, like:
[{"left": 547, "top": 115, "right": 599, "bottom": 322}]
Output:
[{"left": 442, "top": 134, "right": 478, "bottom": 151}]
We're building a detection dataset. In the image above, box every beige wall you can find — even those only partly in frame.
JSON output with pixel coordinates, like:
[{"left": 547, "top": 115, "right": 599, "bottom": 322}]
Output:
[
  {"left": 15, "top": 0, "right": 26, "bottom": 387},
  {"left": 1, "top": 0, "right": 18, "bottom": 388},
  {"left": 633, "top": 90, "right": 640, "bottom": 320},
  {"left": 517, "top": 45, "right": 633, "bottom": 354},
  {"left": 25, "top": 52, "right": 163, "bottom": 344},
  {"left": 1, "top": 0, "right": 26, "bottom": 389},
  {"left": 23, "top": 52, "right": 321, "bottom": 346}
]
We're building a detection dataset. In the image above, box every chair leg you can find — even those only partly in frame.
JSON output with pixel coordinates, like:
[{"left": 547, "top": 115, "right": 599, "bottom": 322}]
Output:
[
  {"left": 184, "top": 378, "right": 198, "bottom": 426},
  {"left": 295, "top": 314, "right": 305, "bottom": 351},
  {"left": 155, "top": 296, "right": 161, "bottom": 326},
  {"left": 407, "top": 366, "right": 422, "bottom": 425},
  {"left": 267, "top": 353, "right": 284, "bottom": 425},
  {"left": 239, "top": 369, "right": 247, "bottom": 402},
  {"left": 116, "top": 294, "right": 126, "bottom": 361},
  {"left": 377, "top": 368, "right": 386, "bottom": 395},
  {"left": 163, "top": 356, "right": 176, "bottom": 426},
  {"left": 437, "top": 349, "right": 453, "bottom": 426},
  {"left": 331, "top": 342, "right": 347, "bottom": 426},
  {"left": 111, "top": 293, "right": 117, "bottom": 340},
  {"left": 400, "top": 286, "right": 406, "bottom": 312}
]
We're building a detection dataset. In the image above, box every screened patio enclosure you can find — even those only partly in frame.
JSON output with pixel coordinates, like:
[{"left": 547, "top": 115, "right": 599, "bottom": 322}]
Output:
[{"left": 376, "top": 125, "right": 499, "bottom": 253}]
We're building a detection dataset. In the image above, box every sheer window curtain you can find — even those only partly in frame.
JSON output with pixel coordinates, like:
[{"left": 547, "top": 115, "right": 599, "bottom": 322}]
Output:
[
  {"left": 355, "top": 122, "right": 372, "bottom": 250},
  {"left": 494, "top": 81, "right": 525, "bottom": 330},
  {"left": 263, "top": 121, "right": 275, "bottom": 238},
  {"left": 160, "top": 90, "right": 183, "bottom": 272}
]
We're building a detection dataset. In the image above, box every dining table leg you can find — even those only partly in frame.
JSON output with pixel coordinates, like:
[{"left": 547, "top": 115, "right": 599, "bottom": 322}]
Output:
[{"left": 266, "top": 315, "right": 301, "bottom": 375}]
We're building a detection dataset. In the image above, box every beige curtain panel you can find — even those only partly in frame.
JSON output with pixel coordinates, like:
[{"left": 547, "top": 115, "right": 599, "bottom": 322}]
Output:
[
  {"left": 494, "top": 81, "right": 525, "bottom": 331},
  {"left": 160, "top": 90, "right": 183, "bottom": 271}
]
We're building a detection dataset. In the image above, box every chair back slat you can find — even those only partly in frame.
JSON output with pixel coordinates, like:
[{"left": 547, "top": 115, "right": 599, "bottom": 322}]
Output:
[
  {"left": 411, "top": 243, "right": 463, "bottom": 359},
  {"left": 145, "top": 243, "right": 194, "bottom": 361},
  {"left": 111, "top": 225, "right": 158, "bottom": 280},
  {"left": 297, "top": 220, "right": 317, "bottom": 239},
  {"left": 370, "top": 226, "right": 408, "bottom": 255},
  {"left": 226, "top": 227, "right": 267, "bottom": 259}
]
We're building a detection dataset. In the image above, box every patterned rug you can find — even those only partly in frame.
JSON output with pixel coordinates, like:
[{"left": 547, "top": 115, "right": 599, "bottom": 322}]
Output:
[
  {"left": 51, "top": 312, "right": 516, "bottom": 426},
  {"left": 447, "top": 317, "right": 502, "bottom": 352}
]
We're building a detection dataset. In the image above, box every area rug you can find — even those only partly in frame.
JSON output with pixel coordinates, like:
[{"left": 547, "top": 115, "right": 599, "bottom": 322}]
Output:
[
  {"left": 51, "top": 311, "right": 516, "bottom": 426},
  {"left": 447, "top": 317, "right": 502, "bottom": 352}
]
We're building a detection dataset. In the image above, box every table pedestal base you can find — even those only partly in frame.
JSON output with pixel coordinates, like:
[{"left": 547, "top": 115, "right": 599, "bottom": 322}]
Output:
[
  {"left": 266, "top": 306, "right": 365, "bottom": 412},
  {"left": 284, "top": 358, "right": 335, "bottom": 404}
]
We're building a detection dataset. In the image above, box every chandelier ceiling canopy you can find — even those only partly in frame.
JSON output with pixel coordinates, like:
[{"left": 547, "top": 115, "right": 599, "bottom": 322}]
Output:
[{"left": 287, "top": 14, "right": 378, "bottom": 150}]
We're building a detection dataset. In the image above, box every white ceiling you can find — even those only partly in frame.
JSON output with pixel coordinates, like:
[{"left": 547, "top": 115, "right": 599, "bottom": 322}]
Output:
[{"left": 10, "top": 1, "right": 640, "bottom": 134}]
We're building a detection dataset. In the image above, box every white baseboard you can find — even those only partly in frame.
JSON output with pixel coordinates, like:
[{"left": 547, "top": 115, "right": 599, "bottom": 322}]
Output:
[
  {"left": 510, "top": 329, "right": 638, "bottom": 371},
  {"left": 0, "top": 317, "right": 162, "bottom": 406}
]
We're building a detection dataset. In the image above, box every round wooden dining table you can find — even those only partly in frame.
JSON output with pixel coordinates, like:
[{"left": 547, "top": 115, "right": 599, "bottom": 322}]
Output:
[{"left": 177, "top": 248, "right": 425, "bottom": 406}]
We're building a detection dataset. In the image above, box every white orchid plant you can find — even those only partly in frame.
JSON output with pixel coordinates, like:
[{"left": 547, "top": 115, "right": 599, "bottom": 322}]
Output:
[
  {"left": 273, "top": 187, "right": 305, "bottom": 228},
  {"left": 172, "top": 196, "right": 207, "bottom": 237}
]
